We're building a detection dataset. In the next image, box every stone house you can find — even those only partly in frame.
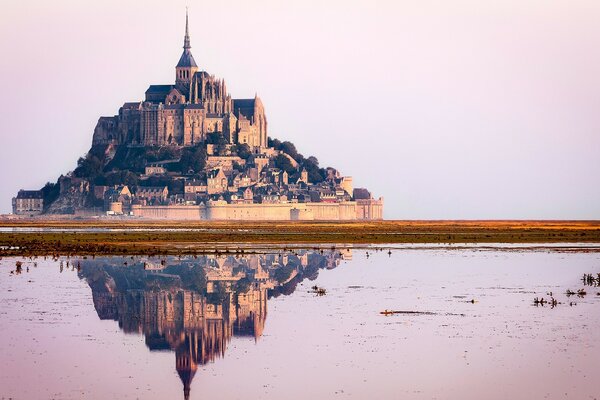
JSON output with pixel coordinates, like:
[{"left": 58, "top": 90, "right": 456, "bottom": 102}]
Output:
[
  {"left": 207, "top": 169, "right": 227, "bottom": 194},
  {"left": 135, "top": 186, "right": 169, "bottom": 204},
  {"left": 145, "top": 164, "right": 167, "bottom": 176},
  {"left": 12, "top": 190, "right": 44, "bottom": 215}
]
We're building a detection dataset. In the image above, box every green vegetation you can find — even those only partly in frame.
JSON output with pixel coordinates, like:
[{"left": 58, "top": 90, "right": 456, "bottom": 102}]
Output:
[
  {"left": 231, "top": 143, "right": 252, "bottom": 160},
  {"left": 273, "top": 154, "right": 295, "bottom": 174},
  {"left": 40, "top": 181, "right": 60, "bottom": 210},
  {"left": 273, "top": 264, "right": 294, "bottom": 283},
  {"left": 179, "top": 145, "right": 207, "bottom": 174},
  {"left": 268, "top": 137, "right": 326, "bottom": 182},
  {"left": 61, "top": 135, "right": 327, "bottom": 198},
  {"left": 97, "top": 170, "right": 139, "bottom": 187},
  {"left": 70, "top": 144, "right": 205, "bottom": 195}
]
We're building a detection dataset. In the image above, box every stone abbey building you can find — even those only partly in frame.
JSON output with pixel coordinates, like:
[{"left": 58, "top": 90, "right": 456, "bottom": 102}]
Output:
[{"left": 92, "top": 12, "right": 268, "bottom": 149}]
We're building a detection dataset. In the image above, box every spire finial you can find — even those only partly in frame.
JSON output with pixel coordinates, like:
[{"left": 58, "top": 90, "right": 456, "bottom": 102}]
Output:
[{"left": 184, "top": 8, "right": 191, "bottom": 50}]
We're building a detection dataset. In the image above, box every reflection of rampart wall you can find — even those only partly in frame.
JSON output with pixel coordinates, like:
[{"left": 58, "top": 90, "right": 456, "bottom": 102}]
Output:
[{"left": 81, "top": 249, "right": 350, "bottom": 399}]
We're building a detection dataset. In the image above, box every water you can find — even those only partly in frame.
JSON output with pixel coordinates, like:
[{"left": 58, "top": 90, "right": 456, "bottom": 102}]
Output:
[{"left": 1, "top": 246, "right": 599, "bottom": 400}]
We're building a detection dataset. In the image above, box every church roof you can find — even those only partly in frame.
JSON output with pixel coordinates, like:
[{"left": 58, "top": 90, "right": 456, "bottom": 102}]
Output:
[
  {"left": 353, "top": 188, "right": 372, "bottom": 200},
  {"left": 16, "top": 190, "right": 43, "bottom": 199},
  {"left": 177, "top": 49, "right": 197, "bottom": 68},
  {"left": 145, "top": 85, "right": 175, "bottom": 95},
  {"left": 233, "top": 99, "right": 256, "bottom": 118}
]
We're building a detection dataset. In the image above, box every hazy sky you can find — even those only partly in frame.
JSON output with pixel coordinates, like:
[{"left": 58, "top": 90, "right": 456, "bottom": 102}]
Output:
[{"left": 1, "top": 0, "right": 599, "bottom": 219}]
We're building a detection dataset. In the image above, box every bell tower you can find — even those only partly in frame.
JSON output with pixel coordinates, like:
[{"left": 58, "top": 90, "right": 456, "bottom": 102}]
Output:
[{"left": 175, "top": 9, "right": 198, "bottom": 91}]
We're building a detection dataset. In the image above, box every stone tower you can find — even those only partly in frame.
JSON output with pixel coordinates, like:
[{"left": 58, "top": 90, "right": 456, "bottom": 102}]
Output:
[{"left": 175, "top": 9, "right": 198, "bottom": 93}]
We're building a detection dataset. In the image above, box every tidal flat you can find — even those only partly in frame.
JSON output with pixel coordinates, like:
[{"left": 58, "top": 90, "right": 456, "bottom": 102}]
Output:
[
  {"left": 1, "top": 220, "right": 600, "bottom": 256},
  {"left": 1, "top": 245, "right": 599, "bottom": 399}
]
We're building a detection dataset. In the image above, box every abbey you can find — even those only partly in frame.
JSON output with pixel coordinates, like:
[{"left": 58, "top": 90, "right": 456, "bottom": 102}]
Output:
[
  {"left": 13, "top": 11, "right": 383, "bottom": 220},
  {"left": 92, "top": 12, "right": 267, "bottom": 148}
]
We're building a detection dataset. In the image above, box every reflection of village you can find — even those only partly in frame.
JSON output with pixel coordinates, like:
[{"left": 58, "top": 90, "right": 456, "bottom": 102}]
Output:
[{"left": 78, "top": 249, "right": 351, "bottom": 399}]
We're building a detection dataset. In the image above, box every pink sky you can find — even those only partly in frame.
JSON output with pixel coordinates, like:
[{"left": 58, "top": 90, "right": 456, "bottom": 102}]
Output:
[{"left": 0, "top": 0, "right": 599, "bottom": 218}]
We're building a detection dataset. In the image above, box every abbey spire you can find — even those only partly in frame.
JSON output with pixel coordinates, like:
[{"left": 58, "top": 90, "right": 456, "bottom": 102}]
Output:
[
  {"left": 183, "top": 8, "right": 191, "bottom": 50},
  {"left": 176, "top": 9, "right": 198, "bottom": 88}
]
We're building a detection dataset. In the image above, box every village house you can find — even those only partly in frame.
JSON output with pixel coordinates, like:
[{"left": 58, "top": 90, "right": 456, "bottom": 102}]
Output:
[
  {"left": 207, "top": 169, "right": 228, "bottom": 194},
  {"left": 12, "top": 190, "right": 44, "bottom": 215},
  {"left": 144, "top": 164, "right": 167, "bottom": 176},
  {"left": 184, "top": 180, "right": 208, "bottom": 201},
  {"left": 135, "top": 186, "right": 169, "bottom": 204},
  {"left": 104, "top": 185, "right": 132, "bottom": 214}
]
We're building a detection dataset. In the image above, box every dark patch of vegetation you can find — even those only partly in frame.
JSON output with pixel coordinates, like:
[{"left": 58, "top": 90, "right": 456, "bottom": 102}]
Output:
[
  {"left": 178, "top": 145, "right": 207, "bottom": 175},
  {"left": 268, "top": 137, "right": 326, "bottom": 183},
  {"left": 273, "top": 263, "right": 294, "bottom": 283},
  {"left": 96, "top": 170, "right": 139, "bottom": 187},
  {"left": 232, "top": 143, "right": 252, "bottom": 160},
  {"left": 41, "top": 181, "right": 60, "bottom": 210},
  {"left": 205, "top": 132, "right": 229, "bottom": 155},
  {"left": 235, "top": 277, "right": 252, "bottom": 294},
  {"left": 273, "top": 154, "right": 296, "bottom": 175},
  {"left": 105, "top": 146, "right": 181, "bottom": 174},
  {"left": 207, "top": 281, "right": 230, "bottom": 304}
]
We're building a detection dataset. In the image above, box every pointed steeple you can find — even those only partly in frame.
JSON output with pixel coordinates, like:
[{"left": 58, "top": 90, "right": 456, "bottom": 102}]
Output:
[
  {"left": 176, "top": 9, "right": 198, "bottom": 69},
  {"left": 184, "top": 7, "right": 191, "bottom": 50}
]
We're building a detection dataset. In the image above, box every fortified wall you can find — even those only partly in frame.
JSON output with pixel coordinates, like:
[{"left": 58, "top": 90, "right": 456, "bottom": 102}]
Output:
[{"left": 130, "top": 199, "right": 383, "bottom": 221}]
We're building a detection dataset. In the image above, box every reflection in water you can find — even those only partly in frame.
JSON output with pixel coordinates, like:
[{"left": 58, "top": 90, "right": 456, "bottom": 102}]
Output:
[{"left": 78, "top": 249, "right": 351, "bottom": 399}]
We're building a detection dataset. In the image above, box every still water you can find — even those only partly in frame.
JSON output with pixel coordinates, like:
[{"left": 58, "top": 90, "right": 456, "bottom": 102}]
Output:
[{"left": 1, "top": 246, "right": 599, "bottom": 400}]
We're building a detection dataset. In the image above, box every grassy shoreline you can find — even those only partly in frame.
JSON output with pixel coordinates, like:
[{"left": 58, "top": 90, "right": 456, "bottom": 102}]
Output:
[{"left": 1, "top": 219, "right": 599, "bottom": 256}]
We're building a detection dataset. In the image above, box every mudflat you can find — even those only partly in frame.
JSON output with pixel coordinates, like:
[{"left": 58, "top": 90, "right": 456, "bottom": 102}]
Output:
[{"left": 1, "top": 219, "right": 599, "bottom": 256}]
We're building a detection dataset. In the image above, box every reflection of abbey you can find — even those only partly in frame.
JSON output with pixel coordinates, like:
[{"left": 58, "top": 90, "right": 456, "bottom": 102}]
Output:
[
  {"left": 11, "top": 11, "right": 383, "bottom": 220},
  {"left": 92, "top": 12, "right": 267, "bottom": 149},
  {"left": 79, "top": 250, "right": 348, "bottom": 400}
]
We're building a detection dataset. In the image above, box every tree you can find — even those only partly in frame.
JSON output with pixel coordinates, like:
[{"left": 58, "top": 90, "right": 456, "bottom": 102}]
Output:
[
  {"left": 280, "top": 141, "right": 299, "bottom": 160},
  {"left": 268, "top": 137, "right": 281, "bottom": 149},
  {"left": 104, "top": 170, "right": 139, "bottom": 186},
  {"left": 273, "top": 154, "right": 296, "bottom": 174},
  {"left": 41, "top": 181, "right": 60, "bottom": 209},
  {"left": 179, "top": 146, "right": 207, "bottom": 174},
  {"left": 74, "top": 154, "right": 103, "bottom": 179},
  {"left": 206, "top": 132, "right": 227, "bottom": 146},
  {"left": 232, "top": 161, "right": 244, "bottom": 172},
  {"left": 273, "top": 264, "right": 294, "bottom": 284},
  {"left": 302, "top": 156, "right": 324, "bottom": 183},
  {"left": 235, "top": 143, "right": 252, "bottom": 160}
]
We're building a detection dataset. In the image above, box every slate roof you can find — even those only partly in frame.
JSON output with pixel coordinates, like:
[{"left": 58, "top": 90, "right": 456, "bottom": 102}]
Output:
[
  {"left": 233, "top": 99, "right": 256, "bottom": 118},
  {"left": 145, "top": 85, "right": 175, "bottom": 95},
  {"left": 353, "top": 188, "right": 372, "bottom": 200},
  {"left": 176, "top": 49, "right": 198, "bottom": 68},
  {"left": 16, "top": 190, "right": 43, "bottom": 199}
]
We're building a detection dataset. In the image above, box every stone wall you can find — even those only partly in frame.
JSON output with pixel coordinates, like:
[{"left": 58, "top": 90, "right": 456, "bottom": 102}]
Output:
[
  {"left": 206, "top": 202, "right": 294, "bottom": 220},
  {"left": 131, "top": 205, "right": 207, "bottom": 219},
  {"left": 130, "top": 201, "right": 379, "bottom": 221},
  {"left": 356, "top": 197, "right": 384, "bottom": 220}
]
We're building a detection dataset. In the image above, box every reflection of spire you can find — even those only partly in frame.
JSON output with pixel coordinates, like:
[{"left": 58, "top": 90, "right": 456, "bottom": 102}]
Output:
[{"left": 176, "top": 332, "right": 198, "bottom": 400}]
